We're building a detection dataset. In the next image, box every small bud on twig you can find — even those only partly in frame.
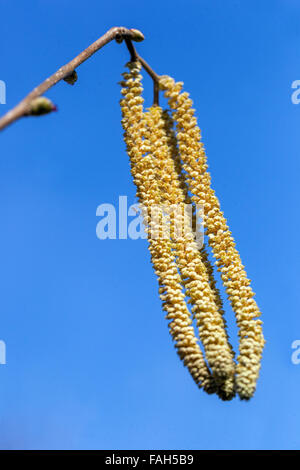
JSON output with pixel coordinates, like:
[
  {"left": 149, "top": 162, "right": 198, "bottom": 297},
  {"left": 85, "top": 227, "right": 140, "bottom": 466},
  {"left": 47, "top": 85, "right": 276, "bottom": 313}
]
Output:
[
  {"left": 115, "top": 33, "right": 123, "bottom": 44},
  {"left": 63, "top": 70, "right": 78, "bottom": 85},
  {"left": 27, "top": 97, "right": 57, "bottom": 116},
  {"left": 130, "top": 29, "right": 145, "bottom": 42}
]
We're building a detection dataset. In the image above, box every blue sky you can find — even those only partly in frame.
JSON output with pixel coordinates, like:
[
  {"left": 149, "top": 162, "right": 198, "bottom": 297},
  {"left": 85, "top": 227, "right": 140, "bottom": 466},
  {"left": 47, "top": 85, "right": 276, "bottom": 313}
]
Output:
[{"left": 0, "top": 0, "right": 299, "bottom": 450}]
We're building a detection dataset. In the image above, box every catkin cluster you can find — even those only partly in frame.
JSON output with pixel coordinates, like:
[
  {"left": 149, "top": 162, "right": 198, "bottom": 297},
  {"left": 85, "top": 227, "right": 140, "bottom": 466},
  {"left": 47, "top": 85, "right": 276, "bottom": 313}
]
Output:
[
  {"left": 120, "top": 62, "right": 216, "bottom": 394},
  {"left": 119, "top": 62, "right": 265, "bottom": 401}
]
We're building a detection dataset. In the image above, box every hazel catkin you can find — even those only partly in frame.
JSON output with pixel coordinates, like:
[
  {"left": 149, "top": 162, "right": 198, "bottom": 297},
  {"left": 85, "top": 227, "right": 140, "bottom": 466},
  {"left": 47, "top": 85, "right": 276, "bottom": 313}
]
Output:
[
  {"left": 119, "top": 62, "right": 216, "bottom": 394},
  {"left": 118, "top": 61, "right": 264, "bottom": 401},
  {"left": 146, "top": 106, "right": 235, "bottom": 399},
  {"left": 159, "top": 75, "right": 265, "bottom": 399}
]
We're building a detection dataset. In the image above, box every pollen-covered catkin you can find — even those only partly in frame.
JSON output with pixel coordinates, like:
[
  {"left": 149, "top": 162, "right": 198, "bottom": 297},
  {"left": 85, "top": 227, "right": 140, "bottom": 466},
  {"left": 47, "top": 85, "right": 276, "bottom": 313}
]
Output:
[
  {"left": 119, "top": 62, "right": 216, "bottom": 393},
  {"left": 159, "top": 75, "right": 265, "bottom": 399},
  {"left": 145, "top": 106, "right": 235, "bottom": 398},
  {"left": 162, "top": 109, "right": 233, "bottom": 353},
  {"left": 162, "top": 110, "right": 235, "bottom": 399}
]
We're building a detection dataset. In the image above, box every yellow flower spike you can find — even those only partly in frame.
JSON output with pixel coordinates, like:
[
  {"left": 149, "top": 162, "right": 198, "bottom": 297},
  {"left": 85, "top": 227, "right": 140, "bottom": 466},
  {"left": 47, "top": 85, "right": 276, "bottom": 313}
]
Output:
[
  {"left": 119, "top": 62, "right": 216, "bottom": 394},
  {"left": 145, "top": 106, "right": 235, "bottom": 399},
  {"left": 161, "top": 110, "right": 235, "bottom": 400},
  {"left": 160, "top": 75, "right": 265, "bottom": 400},
  {"left": 199, "top": 245, "right": 236, "bottom": 399}
]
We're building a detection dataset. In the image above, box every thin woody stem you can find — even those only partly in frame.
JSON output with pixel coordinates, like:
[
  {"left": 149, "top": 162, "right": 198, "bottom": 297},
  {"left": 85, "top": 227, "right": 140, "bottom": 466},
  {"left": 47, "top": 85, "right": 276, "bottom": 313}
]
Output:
[
  {"left": 138, "top": 52, "right": 161, "bottom": 105},
  {"left": 124, "top": 38, "right": 160, "bottom": 105},
  {"left": 136, "top": 54, "right": 161, "bottom": 84},
  {"left": 153, "top": 82, "right": 160, "bottom": 106},
  {"left": 0, "top": 26, "right": 147, "bottom": 131},
  {"left": 124, "top": 37, "right": 138, "bottom": 62}
]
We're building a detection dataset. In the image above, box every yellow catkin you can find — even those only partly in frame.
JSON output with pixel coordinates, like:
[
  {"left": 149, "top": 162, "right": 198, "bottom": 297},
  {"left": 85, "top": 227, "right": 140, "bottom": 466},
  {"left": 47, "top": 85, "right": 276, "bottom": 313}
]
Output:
[
  {"left": 160, "top": 75, "right": 265, "bottom": 399},
  {"left": 119, "top": 62, "right": 216, "bottom": 394},
  {"left": 163, "top": 112, "right": 233, "bottom": 357},
  {"left": 162, "top": 109, "right": 233, "bottom": 348},
  {"left": 162, "top": 110, "right": 235, "bottom": 399},
  {"left": 144, "top": 105, "right": 235, "bottom": 399}
]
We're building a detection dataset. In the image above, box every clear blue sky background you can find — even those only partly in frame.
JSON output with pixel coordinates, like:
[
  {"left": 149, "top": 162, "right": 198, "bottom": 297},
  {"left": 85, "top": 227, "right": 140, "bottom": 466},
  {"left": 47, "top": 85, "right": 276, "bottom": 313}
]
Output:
[{"left": 0, "top": 0, "right": 299, "bottom": 450}]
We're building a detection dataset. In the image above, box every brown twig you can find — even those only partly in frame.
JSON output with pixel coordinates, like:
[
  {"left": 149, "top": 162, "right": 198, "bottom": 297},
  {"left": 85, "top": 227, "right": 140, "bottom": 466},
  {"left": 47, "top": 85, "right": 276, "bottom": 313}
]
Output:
[
  {"left": 153, "top": 82, "right": 160, "bottom": 106},
  {"left": 0, "top": 26, "right": 160, "bottom": 131},
  {"left": 124, "top": 37, "right": 138, "bottom": 62},
  {"left": 124, "top": 39, "right": 160, "bottom": 106},
  {"left": 136, "top": 54, "right": 161, "bottom": 85},
  {"left": 134, "top": 45, "right": 161, "bottom": 106}
]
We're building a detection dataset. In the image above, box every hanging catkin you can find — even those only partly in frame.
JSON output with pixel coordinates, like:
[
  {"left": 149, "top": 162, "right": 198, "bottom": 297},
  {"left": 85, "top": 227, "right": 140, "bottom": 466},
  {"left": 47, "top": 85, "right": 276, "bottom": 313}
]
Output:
[
  {"left": 159, "top": 75, "right": 265, "bottom": 400},
  {"left": 119, "top": 61, "right": 216, "bottom": 394},
  {"left": 146, "top": 106, "right": 235, "bottom": 400},
  {"left": 162, "top": 109, "right": 235, "bottom": 365}
]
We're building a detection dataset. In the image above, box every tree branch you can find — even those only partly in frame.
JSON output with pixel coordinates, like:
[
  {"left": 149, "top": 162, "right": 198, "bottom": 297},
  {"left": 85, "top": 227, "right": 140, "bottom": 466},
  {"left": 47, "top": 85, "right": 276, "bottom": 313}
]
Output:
[{"left": 0, "top": 26, "right": 160, "bottom": 132}]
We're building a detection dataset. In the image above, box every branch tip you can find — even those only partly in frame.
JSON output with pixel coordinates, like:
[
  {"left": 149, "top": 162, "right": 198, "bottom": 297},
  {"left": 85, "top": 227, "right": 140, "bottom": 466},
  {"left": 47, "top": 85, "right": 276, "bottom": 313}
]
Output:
[
  {"left": 0, "top": 26, "right": 150, "bottom": 131},
  {"left": 129, "top": 29, "right": 145, "bottom": 42}
]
